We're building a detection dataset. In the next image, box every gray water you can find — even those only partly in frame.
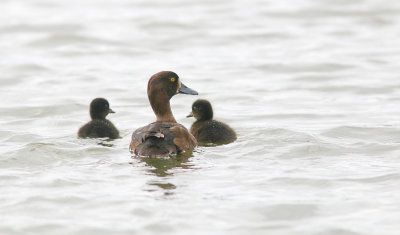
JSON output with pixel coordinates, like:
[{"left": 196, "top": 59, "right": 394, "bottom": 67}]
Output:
[{"left": 1, "top": 0, "right": 400, "bottom": 234}]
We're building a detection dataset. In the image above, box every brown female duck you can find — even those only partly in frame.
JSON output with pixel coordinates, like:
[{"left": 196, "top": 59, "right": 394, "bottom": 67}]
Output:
[
  {"left": 130, "top": 71, "right": 198, "bottom": 157},
  {"left": 187, "top": 99, "right": 237, "bottom": 145},
  {"left": 78, "top": 98, "right": 119, "bottom": 139}
]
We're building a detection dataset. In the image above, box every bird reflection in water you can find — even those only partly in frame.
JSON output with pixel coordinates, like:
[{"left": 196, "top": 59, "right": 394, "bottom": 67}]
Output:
[
  {"left": 133, "top": 151, "right": 195, "bottom": 195},
  {"left": 96, "top": 138, "right": 115, "bottom": 147}
]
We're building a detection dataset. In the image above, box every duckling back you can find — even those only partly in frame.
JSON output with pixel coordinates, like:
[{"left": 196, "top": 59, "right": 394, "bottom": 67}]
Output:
[
  {"left": 190, "top": 120, "right": 237, "bottom": 144},
  {"left": 78, "top": 119, "right": 119, "bottom": 139}
]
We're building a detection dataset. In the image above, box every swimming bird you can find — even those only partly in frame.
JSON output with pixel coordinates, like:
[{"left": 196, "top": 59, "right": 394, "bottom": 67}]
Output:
[
  {"left": 78, "top": 98, "right": 119, "bottom": 139},
  {"left": 187, "top": 99, "right": 237, "bottom": 145},
  {"left": 130, "top": 71, "right": 198, "bottom": 157}
]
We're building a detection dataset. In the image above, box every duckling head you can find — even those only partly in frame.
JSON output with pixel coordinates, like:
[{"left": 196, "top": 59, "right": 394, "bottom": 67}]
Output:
[
  {"left": 90, "top": 98, "right": 115, "bottom": 120},
  {"left": 187, "top": 99, "right": 213, "bottom": 121}
]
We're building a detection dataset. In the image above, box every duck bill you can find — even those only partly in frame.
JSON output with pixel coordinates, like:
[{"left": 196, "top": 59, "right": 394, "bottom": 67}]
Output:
[
  {"left": 109, "top": 108, "right": 115, "bottom": 114},
  {"left": 186, "top": 112, "right": 193, "bottom": 118},
  {"left": 179, "top": 83, "right": 198, "bottom": 95}
]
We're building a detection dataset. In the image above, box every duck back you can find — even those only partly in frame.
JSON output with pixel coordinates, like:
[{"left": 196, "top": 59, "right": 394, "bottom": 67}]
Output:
[
  {"left": 131, "top": 122, "right": 195, "bottom": 158},
  {"left": 190, "top": 120, "right": 236, "bottom": 144}
]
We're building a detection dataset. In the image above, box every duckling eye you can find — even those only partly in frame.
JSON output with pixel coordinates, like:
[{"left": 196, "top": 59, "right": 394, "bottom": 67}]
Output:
[{"left": 170, "top": 77, "right": 176, "bottom": 83}]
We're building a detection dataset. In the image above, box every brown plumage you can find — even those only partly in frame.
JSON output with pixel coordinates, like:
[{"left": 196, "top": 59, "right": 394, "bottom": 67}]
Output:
[
  {"left": 78, "top": 98, "right": 119, "bottom": 139},
  {"left": 130, "top": 71, "right": 198, "bottom": 157},
  {"left": 187, "top": 99, "right": 236, "bottom": 145}
]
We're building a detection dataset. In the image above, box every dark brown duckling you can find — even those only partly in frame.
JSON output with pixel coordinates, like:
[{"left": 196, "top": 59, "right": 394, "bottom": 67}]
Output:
[
  {"left": 130, "top": 71, "right": 198, "bottom": 157},
  {"left": 187, "top": 99, "right": 236, "bottom": 145},
  {"left": 78, "top": 98, "right": 119, "bottom": 139}
]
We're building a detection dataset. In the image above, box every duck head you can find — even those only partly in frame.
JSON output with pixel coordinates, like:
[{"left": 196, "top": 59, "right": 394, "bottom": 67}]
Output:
[
  {"left": 187, "top": 99, "right": 213, "bottom": 121},
  {"left": 148, "top": 71, "right": 198, "bottom": 122},
  {"left": 90, "top": 98, "right": 115, "bottom": 120}
]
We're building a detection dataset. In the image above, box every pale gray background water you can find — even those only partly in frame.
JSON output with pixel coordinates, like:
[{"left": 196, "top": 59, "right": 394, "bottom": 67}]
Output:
[{"left": 1, "top": 0, "right": 400, "bottom": 234}]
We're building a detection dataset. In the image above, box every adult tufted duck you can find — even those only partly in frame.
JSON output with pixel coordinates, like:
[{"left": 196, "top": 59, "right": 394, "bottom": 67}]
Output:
[{"left": 130, "top": 71, "right": 198, "bottom": 157}]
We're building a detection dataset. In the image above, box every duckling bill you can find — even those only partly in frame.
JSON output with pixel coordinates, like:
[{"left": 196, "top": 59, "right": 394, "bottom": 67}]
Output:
[
  {"left": 78, "top": 98, "right": 119, "bottom": 139},
  {"left": 187, "top": 99, "right": 237, "bottom": 145},
  {"left": 130, "top": 71, "right": 198, "bottom": 158}
]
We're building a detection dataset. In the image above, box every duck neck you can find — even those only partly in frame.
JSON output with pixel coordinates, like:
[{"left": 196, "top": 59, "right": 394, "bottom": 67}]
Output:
[
  {"left": 149, "top": 91, "right": 177, "bottom": 123},
  {"left": 90, "top": 112, "right": 106, "bottom": 120}
]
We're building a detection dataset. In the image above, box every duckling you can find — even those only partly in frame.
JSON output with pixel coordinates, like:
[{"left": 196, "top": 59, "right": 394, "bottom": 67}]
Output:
[
  {"left": 130, "top": 71, "right": 198, "bottom": 158},
  {"left": 78, "top": 98, "right": 119, "bottom": 139},
  {"left": 187, "top": 99, "right": 236, "bottom": 144}
]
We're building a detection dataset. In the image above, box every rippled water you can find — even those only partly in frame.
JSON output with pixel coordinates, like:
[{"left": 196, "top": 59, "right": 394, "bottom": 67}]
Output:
[{"left": 1, "top": 0, "right": 400, "bottom": 234}]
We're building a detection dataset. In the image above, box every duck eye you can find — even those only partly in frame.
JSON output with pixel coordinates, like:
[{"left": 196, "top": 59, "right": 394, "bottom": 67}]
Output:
[{"left": 170, "top": 77, "right": 176, "bottom": 83}]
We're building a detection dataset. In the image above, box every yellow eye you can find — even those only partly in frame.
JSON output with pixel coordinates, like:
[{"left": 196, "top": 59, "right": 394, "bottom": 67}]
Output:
[{"left": 170, "top": 77, "right": 176, "bottom": 83}]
